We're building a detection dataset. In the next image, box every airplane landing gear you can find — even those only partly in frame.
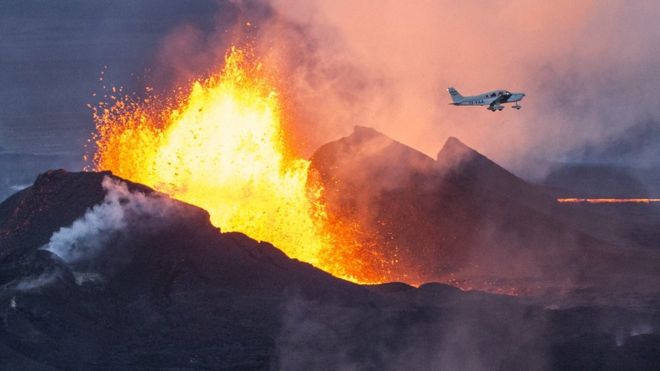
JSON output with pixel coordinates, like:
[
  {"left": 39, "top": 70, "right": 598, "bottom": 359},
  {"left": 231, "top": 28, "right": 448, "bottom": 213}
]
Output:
[{"left": 513, "top": 103, "right": 522, "bottom": 110}]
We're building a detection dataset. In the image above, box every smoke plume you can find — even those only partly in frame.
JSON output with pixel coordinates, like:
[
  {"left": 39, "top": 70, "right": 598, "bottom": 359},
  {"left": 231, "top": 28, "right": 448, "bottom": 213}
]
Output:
[
  {"left": 243, "top": 0, "right": 660, "bottom": 178},
  {"left": 43, "top": 176, "right": 175, "bottom": 264},
  {"left": 13, "top": 272, "right": 59, "bottom": 291}
]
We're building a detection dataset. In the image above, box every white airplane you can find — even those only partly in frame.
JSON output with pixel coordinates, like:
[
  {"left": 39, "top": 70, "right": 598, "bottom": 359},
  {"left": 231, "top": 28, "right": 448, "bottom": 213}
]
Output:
[{"left": 448, "top": 87, "right": 525, "bottom": 111}]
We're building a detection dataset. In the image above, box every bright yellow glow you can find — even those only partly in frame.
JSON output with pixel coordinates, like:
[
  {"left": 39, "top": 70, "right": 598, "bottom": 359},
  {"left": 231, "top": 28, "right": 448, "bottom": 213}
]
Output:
[{"left": 90, "top": 47, "right": 389, "bottom": 284}]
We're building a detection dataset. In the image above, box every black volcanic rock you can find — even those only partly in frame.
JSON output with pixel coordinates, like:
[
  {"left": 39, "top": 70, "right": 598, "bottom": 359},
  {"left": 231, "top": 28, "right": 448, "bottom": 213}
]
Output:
[
  {"left": 544, "top": 163, "right": 650, "bottom": 198},
  {"left": 311, "top": 126, "right": 436, "bottom": 202},
  {"left": 437, "top": 136, "right": 553, "bottom": 208},
  {"left": 1, "top": 170, "right": 660, "bottom": 370},
  {"left": 540, "top": 163, "right": 660, "bottom": 250},
  {"left": 310, "top": 127, "right": 660, "bottom": 295},
  {"left": 0, "top": 170, "right": 365, "bottom": 369},
  {"left": 0, "top": 170, "right": 150, "bottom": 263},
  {"left": 0, "top": 152, "right": 81, "bottom": 202}
]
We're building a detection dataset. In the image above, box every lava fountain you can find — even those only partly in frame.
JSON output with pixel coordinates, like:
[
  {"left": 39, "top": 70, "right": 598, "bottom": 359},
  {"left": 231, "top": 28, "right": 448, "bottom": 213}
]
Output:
[
  {"left": 557, "top": 198, "right": 660, "bottom": 204},
  {"left": 89, "top": 47, "right": 387, "bottom": 283}
]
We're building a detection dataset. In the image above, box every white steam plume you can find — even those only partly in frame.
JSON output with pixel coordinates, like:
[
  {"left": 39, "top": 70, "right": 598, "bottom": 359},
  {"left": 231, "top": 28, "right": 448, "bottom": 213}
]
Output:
[{"left": 43, "top": 176, "right": 175, "bottom": 263}]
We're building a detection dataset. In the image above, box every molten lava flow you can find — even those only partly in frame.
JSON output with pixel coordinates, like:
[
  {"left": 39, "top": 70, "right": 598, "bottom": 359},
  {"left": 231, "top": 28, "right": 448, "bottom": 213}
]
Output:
[
  {"left": 557, "top": 198, "right": 660, "bottom": 204},
  {"left": 90, "top": 47, "right": 388, "bottom": 284}
]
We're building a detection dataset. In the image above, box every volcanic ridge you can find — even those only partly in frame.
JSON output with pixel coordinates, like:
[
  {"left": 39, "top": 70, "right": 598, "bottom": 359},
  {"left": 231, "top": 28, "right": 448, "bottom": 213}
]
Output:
[{"left": 1, "top": 129, "right": 660, "bottom": 369}]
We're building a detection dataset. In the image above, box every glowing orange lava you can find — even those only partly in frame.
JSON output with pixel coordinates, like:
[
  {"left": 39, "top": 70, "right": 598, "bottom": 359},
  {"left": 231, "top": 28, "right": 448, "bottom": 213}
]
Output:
[
  {"left": 89, "top": 47, "right": 388, "bottom": 284},
  {"left": 557, "top": 198, "right": 660, "bottom": 204}
]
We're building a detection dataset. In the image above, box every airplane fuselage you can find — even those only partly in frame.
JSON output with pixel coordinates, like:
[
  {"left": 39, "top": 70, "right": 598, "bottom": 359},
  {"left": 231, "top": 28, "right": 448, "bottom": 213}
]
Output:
[{"left": 448, "top": 87, "right": 525, "bottom": 111}]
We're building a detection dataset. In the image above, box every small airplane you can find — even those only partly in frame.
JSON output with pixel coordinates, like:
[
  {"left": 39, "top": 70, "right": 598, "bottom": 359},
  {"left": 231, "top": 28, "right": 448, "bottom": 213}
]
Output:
[{"left": 448, "top": 87, "right": 525, "bottom": 111}]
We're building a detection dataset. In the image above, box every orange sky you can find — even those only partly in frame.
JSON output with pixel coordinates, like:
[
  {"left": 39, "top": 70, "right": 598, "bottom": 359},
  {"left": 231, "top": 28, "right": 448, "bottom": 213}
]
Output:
[{"left": 252, "top": 0, "right": 660, "bottom": 178}]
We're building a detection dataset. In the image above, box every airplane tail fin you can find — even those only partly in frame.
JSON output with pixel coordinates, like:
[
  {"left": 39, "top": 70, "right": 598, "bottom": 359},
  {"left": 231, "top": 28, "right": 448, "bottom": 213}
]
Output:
[{"left": 447, "top": 87, "right": 463, "bottom": 103}]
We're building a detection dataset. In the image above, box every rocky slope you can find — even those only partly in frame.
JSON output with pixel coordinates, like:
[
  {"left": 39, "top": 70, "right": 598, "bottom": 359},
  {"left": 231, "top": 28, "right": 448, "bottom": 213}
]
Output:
[
  {"left": 310, "top": 126, "right": 660, "bottom": 295},
  {"left": 0, "top": 170, "right": 659, "bottom": 369}
]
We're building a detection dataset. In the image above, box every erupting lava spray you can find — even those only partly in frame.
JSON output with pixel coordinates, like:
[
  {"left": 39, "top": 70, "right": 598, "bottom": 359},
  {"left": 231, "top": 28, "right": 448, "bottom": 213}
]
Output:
[{"left": 89, "top": 47, "right": 388, "bottom": 283}]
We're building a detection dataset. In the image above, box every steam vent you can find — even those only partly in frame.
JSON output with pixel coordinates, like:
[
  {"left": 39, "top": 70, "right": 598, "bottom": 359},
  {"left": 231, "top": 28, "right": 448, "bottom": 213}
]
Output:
[{"left": 3, "top": 2, "right": 660, "bottom": 369}]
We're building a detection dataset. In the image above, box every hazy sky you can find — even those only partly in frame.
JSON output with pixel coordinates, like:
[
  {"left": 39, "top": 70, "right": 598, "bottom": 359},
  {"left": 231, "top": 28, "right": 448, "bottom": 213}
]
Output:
[
  {"left": 2, "top": 0, "right": 660, "bottom": 178},
  {"left": 254, "top": 0, "right": 660, "bottom": 177},
  {"left": 0, "top": 0, "right": 228, "bottom": 155}
]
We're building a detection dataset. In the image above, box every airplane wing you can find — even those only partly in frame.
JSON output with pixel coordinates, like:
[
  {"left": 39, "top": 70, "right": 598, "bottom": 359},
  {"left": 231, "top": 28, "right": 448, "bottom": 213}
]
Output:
[
  {"left": 488, "top": 96, "right": 506, "bottom": 109},
  {"left": 488, "top": 94, "right": 511, "bottom": 109},
  {"left": 487, "top": 93, "right": 513, "bottom": 111}
]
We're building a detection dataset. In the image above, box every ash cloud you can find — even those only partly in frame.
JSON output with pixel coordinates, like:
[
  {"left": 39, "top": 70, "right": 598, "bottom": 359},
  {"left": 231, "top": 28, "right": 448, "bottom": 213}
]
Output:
[
  {"left": 573, "top": 118, "right": 660, "bottom": 165},
  {"left": 244, "top": 0, "right": 660, "bottom": 178},
  {"left": 4, "top": 1, "right": 659, "bottom": 179},
  {"left": 274, "top": 288, "right": 659, "bottom": 370},
  {"left": 274, "top": 292, "right": 551, "bottom": 371}
]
